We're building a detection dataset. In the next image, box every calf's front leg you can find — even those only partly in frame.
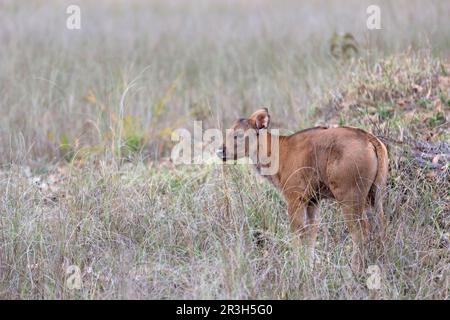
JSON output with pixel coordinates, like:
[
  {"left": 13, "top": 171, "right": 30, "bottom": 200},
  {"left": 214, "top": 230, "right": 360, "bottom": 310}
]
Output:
[{"left": 287, "top": 198, "right": 318, "bottom": 267}]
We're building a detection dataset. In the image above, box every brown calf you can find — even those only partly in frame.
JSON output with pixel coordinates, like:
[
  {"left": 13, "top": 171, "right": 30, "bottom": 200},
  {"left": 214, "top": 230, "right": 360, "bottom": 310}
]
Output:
[{"left": 217, "top": 108, "right": 389, "bottom": 272}]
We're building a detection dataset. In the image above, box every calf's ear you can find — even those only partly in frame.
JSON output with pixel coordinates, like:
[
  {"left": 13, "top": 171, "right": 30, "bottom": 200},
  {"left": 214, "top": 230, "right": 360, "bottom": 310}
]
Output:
[{"left": 248, "top": 107, "right": 270, "bottom": 130}]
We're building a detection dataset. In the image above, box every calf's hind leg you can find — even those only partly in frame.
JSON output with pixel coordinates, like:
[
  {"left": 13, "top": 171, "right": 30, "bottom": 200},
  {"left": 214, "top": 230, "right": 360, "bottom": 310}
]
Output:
[
  {"left": 336, "top": 190, "right": 370, "bottom": 273},
  {"left": 306, "top": 203, "right": 320, "bottom": 264}
]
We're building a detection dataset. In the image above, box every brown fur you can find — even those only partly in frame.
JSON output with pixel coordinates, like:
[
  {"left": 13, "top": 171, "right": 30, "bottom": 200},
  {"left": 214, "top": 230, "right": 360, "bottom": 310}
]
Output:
[{"left": 218, "top": 108, "right": 389, "bottom": 271}]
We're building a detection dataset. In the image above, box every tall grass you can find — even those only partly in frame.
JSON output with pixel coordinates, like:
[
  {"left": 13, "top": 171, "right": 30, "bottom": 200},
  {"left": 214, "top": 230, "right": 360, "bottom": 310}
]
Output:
[{"left": 0, "top": 156, "right": 448, "bottom": 298}]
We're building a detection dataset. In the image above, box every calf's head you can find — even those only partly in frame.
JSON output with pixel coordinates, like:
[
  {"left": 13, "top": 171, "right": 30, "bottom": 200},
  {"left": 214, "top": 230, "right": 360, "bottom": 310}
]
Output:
[{"left": 216, "top": 108, "right": 270, "bottom": 161}]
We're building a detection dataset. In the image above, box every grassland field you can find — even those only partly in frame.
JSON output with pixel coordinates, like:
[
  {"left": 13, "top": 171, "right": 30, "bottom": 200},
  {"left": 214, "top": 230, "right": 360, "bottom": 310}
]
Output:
[{"left": 0, "top": 0, "right": 449, "bottom": 299}]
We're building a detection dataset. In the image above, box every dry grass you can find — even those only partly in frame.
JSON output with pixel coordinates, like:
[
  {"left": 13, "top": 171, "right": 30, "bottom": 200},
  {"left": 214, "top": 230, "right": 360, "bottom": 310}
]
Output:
[{"left": 0, "top": 0, "right": 449, "bottom": 299}]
